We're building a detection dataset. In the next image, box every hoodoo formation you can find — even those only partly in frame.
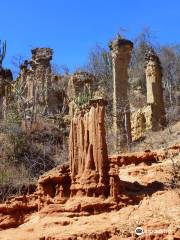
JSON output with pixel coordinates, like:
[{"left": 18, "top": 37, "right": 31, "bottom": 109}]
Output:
[
  {"left": 131, "top": 49, "right": 167, "bottom": 141},
  {"left": 0, "top": 33, "right": 179, "bottom": 240},
  {"left": 69, "top": 98, "right": 109, "bottom": 197},
  {"left": 0, "top": 43, "right": 167, "bottom": 142},
  {"left": 109, "top": 35, "right": 133, "bottom": 152},
  {"left": 145, "top": 48, "right": 166, "bottom": 130},
  {"left": 17, "top": 48, "right": 67, "bottom": 117}
]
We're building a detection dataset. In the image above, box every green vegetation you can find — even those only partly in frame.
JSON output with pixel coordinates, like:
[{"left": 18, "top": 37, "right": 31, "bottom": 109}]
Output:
[{"left": 74, "top": 87, "right": 93, "bottom": 107}]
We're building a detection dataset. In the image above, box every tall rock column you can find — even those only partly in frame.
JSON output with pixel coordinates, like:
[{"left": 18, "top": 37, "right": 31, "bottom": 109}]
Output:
[
  {"left": 69, "top": 98, "right": 109, "bottom": 197},
  {"left": 145, "top": 48, "right": 166, "bottom": 130},
  {"left": 31, "top": 48, "right": 53, "bottom": 116},
  {"left": 109, "top": 36, "right": 133, "bottom": 152},
  {"left": 17, "top": 48, "right": 67, "bottom": 119}
]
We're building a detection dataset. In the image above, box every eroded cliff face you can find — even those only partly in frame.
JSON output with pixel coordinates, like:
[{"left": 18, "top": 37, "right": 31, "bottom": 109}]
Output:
[
  {"left": 0, "top": 145, "right": 179, "bottom": 239},
  {"left": 0, "top": 100, "right": 179, "bottom": 235}
]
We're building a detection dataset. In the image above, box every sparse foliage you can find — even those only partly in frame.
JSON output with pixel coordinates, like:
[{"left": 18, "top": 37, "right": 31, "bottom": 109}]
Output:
[
  {"left": 74, "top": 86, "right": 93, "bottom": 107},
  {"left": 129, "top": 28, "right": 156, "bottom": 93},
  {"left": 159, "top": 45, "right": 180, "bottom": 108},
  {"left": 85, "top": 45, "right": 113, "bottom": 95}
]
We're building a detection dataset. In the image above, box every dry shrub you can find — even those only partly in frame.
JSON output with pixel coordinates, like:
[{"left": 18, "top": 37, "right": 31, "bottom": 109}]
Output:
[
  {"left": 0, "top": 156, "right": 36, "bottom": 202},
  {"left": 170, "top": 160, "right": 180, "bottom": 191},
  {"left": 0, "top": 119, "right": 69, "bottom": 201}
]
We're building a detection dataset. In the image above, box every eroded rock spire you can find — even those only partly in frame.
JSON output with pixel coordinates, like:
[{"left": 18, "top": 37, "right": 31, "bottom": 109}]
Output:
[
  {"left": 145, "top": 47, "right": 166, "bottom": 130},
  {"left": 109, "top": 35, "right": 133, "bottom": 152}
]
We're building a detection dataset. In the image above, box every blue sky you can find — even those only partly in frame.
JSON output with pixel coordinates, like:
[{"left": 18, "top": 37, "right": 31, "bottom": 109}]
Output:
[{"left": 0, "top": 0, "right": 180, "bottom": 77}]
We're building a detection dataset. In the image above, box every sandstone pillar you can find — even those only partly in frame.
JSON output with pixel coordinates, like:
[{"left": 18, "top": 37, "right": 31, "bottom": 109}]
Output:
[
  {"left": 69, "top": 98, "right": 109, "bottom": 197},
  {"left": 145, "top": 48, "right": 166, "bottom": 130},
  {"left": 109, "top": 36, "right": 133, "bottom": 152},
  {"left": 14, "top": 48, "right": 53, "bottom": 121},
  {"left": 17, "top": 49, "right": 67, "bottom": 119},
  {"left": 31, "top": 48, "right": 53, "bottom": 116}
]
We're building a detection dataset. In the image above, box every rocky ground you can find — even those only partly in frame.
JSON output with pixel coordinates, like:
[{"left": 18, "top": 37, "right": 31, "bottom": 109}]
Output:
[
  {"left": 0, "top": 190, "right": 180, "bottom": 240},
  {"left": 0, "top": 143, "right": 179, "bottom": 240}
]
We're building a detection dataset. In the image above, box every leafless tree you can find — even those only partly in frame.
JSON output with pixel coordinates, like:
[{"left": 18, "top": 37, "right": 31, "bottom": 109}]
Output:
[
  {"left": 159, "top": 45, "right": 180, "bottom": 107},
  {"left": 85, "top": 44, "right": 113, "bottom": 95},
  {"left": 129, "top": 28, "right": 156, "bottom": 94},
  {"left": 11, "top": 54, "right": 26, "bottom": 77}
]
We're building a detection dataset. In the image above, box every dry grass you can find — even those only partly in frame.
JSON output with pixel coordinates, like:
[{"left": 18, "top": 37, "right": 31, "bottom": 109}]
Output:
[{"left": 0, "top": 119, "right": 68, "bottom": 202}]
